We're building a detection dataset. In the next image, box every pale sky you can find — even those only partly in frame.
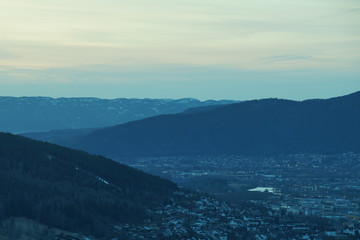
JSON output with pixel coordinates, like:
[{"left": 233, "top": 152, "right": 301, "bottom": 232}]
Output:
[{"left": 0, "top": 0, "right": 359, "bottom": 100}]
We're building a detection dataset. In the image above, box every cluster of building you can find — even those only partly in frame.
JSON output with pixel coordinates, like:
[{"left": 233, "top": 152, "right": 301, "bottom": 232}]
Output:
[
  {"left": 112, "top": 189, "right": 359, "bottom": 239},
  {"left": 122, "top": 153, "right": 360, "bottom": 239}
]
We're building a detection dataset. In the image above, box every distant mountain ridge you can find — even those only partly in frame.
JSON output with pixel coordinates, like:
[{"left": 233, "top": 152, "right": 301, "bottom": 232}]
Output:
[
  {"left": 70, "top": 91, "right": 360, "bottom": 158},
  {"left": 0, "top": 97, "right": 235, "bottom": 133}
]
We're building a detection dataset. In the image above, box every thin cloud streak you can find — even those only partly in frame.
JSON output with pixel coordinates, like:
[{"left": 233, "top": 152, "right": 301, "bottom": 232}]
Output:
[{"left": 261, "top": 54, "right": 311, "bottom": 63}]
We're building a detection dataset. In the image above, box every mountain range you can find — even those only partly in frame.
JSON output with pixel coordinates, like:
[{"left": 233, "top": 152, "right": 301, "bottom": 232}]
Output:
[
  {"left": 0, "top": 97, "right": 234, "bottom": 133},
  {"left": 22, "top": 91, "right": 360, "bottom": 159},
  {"left": 66, "top": 91, "right": 360, "bottom": 158},
  {"left": 3, "top": 91, "right": 360, "bottom": 239}
]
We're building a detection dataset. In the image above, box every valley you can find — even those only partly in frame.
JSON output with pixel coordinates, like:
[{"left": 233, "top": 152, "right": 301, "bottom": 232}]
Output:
[
  {"left": 1, "top": 92, "right": 360, "bottom": 239},
  {"left": 2, "top": 0, "right": 359, "bottom": 238}
]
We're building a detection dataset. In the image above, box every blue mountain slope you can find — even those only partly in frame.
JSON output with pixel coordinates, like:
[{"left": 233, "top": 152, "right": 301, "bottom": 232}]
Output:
[{"left": 73, "top": 91, "right": 360, "bottom": 158}]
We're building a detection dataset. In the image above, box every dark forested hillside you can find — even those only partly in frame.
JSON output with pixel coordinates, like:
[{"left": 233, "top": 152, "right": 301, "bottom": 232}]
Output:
[
  {"left": 0, "top": 133, "right": 177, "bottom": 238},
  {"left": 0, "top": 97, "right": 234, "bottom": 133},
  {"left": 72, "top": 91, "right": 360, "bottom": 158}
]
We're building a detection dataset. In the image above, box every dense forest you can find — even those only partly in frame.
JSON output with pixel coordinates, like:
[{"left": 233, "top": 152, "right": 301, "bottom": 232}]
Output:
[{"left": 0, "top": 133, "right": 177, "bottom": 238}]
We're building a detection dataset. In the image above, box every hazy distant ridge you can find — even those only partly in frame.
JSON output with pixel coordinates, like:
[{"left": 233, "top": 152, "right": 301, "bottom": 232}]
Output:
[{"left": 0, "top": 97, "right": 235, "bottom": 133}]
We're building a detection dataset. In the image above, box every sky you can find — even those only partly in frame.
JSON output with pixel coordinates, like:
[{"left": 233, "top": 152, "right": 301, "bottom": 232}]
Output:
[{"left": 0, "top": 0, "right": 359, "bottom": 100}]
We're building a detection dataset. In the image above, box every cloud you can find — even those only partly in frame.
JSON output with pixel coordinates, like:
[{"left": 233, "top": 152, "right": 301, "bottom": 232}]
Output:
[
  {"left": 0, "top": 0, "right": 359, "bottom": 72},
  {"left": 0, "top": 49, "right": 17, "bottom": 59},
  {"left": 260, "top": 54, "right": 311, "bottom": 63}
]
